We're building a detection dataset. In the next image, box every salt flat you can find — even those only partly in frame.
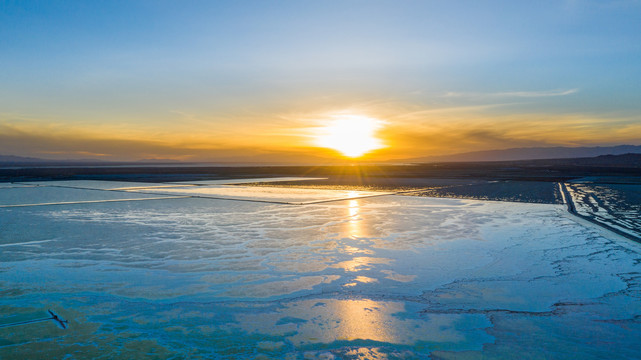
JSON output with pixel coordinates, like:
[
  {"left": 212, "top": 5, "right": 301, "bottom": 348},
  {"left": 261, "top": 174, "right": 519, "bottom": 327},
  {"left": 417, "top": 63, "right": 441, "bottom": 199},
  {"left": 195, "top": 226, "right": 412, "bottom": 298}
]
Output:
[{"left": 0, "top": 180, "right": 640, "bottom": 359}]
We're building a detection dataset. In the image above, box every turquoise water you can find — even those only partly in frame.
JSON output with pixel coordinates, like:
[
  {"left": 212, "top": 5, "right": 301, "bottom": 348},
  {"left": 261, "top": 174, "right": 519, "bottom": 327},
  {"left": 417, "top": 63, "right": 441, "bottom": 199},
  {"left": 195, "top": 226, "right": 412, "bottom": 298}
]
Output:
[{"left": 1, "top": 181, "right": 640, "bottom": 359}]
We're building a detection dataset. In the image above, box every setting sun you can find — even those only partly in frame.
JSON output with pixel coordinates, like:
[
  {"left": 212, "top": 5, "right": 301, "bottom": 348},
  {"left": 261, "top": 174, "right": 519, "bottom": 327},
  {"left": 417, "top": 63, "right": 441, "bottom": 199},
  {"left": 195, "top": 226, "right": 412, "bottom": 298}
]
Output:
[{"left": 314, "top": 115, "right": 385, "bottom": 158}]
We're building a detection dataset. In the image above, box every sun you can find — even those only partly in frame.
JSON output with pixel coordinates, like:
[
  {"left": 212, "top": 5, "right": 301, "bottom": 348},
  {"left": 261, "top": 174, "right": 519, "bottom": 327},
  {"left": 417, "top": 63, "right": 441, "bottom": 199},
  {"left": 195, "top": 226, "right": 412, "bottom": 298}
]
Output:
[{"left": 314, "top": 115, "right": 385, "bottom": 158}]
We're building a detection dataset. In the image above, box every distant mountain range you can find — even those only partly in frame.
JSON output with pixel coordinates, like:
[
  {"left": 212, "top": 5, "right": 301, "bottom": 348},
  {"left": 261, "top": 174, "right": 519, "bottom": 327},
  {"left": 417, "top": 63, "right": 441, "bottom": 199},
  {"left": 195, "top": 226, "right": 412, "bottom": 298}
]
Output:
[
  {"left": 0, "top": 155, "right": 181, "bottom": 165},
  {"left": 0, "top": 155, "right": 60, "bottom": 163},
  {"left": 410, "top": 145, "right": 641, "bottom": 163},
  {"left": 500, "top": 153, "right": 641, "bottom": 168}
]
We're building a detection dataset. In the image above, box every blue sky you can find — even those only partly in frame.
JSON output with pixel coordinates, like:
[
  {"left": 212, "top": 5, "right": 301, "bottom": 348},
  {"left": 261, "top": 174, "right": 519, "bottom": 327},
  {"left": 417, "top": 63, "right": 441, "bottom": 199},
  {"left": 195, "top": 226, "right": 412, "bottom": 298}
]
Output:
[{"left": 1, "top": 0, "right": 640, "bottom": 161}]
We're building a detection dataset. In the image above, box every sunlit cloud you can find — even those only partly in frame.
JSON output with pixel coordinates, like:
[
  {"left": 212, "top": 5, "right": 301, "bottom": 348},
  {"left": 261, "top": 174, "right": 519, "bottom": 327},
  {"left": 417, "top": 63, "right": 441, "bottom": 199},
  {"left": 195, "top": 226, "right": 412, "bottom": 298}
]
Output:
[{"left": 1, "top": 100, "right": 639, "bottom": 163}]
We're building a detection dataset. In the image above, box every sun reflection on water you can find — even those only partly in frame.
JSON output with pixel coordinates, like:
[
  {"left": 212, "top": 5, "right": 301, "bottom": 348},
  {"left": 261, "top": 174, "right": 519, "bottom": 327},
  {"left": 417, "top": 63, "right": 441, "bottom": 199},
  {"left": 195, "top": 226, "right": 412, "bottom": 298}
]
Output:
[
  {"left": 348, "top": 198, "right": 361, "bottom": 238},
  {"left": 334, "top": 299, "right": 398, "bottom": 343}
]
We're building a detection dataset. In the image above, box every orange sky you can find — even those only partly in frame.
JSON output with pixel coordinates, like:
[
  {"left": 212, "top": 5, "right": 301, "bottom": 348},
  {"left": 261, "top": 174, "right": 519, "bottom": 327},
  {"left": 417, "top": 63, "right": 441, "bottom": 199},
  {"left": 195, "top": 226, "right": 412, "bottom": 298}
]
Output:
[{"left": 3, "top": 103, "right": 639, "bottom": 163}]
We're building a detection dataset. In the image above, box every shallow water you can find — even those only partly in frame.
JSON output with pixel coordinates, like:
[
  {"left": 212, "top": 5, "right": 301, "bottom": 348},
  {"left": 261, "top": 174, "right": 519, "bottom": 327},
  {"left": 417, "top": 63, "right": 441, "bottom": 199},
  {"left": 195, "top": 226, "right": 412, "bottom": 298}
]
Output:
[{"left": 1, "top": 180, "right": 640, "bottom": 359}]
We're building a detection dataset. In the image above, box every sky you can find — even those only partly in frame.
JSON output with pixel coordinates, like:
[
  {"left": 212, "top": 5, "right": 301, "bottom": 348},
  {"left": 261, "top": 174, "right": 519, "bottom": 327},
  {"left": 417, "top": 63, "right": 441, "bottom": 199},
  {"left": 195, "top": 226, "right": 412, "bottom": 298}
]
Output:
[{"left": 1, "top": 0, "right": 640, "bottom": 163}]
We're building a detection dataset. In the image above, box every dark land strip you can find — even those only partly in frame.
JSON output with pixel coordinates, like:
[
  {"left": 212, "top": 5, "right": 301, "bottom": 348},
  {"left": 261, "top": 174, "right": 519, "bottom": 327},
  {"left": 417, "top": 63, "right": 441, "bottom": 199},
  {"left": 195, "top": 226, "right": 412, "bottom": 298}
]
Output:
[{"left": 559, "top": 183, "right": 641, "bottom": 244}]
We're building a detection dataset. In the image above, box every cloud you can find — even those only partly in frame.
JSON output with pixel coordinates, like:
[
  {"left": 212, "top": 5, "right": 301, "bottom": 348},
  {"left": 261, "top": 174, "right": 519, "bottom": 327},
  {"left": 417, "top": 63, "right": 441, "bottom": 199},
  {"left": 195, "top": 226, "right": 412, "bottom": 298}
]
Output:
[
  {"left": 1, "top": 103, "right": 639, "bottom": 163},
  {"left": 387, "top": 104, "right": 508, "bottom": 121},
  {"left": 0, "top": 122, "right": 344, "bottom": 163},
  {"left": 377, "top": 109, "right": 641, "bottom": 159},
  {"left": 381, "top": 124, "right": 553, "bottom": 157},
  {"left": 443, "top": 88, "right": 579, "bottom": 99}
]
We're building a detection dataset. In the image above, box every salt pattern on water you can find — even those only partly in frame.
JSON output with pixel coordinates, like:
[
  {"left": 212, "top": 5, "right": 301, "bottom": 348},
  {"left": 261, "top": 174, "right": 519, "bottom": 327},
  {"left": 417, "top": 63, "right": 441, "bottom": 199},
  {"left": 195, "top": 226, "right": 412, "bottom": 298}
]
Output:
[{"left": 0, "top": 180, "right": 640, "bottom": 359}]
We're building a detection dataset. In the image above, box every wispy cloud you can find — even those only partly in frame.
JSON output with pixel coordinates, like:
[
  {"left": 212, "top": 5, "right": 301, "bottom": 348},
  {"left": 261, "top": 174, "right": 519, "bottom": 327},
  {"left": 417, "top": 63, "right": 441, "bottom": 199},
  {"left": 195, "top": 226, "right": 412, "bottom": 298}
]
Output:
[
  {"left": 388, "top": 104, "right": 508, "bottom": 121},
  {"left": 443, "top": 88, "right": 579, "bottom": 99},
  {"left": 378, "top": 110, "right": 641, "bottom": 159}
]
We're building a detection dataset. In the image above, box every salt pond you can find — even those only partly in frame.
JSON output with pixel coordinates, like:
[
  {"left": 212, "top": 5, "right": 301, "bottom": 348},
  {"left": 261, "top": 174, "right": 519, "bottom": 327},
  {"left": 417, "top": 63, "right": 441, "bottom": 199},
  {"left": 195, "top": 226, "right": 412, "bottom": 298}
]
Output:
[{"left": 0, "top": 180, "right": 640, "bottom": 359}]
